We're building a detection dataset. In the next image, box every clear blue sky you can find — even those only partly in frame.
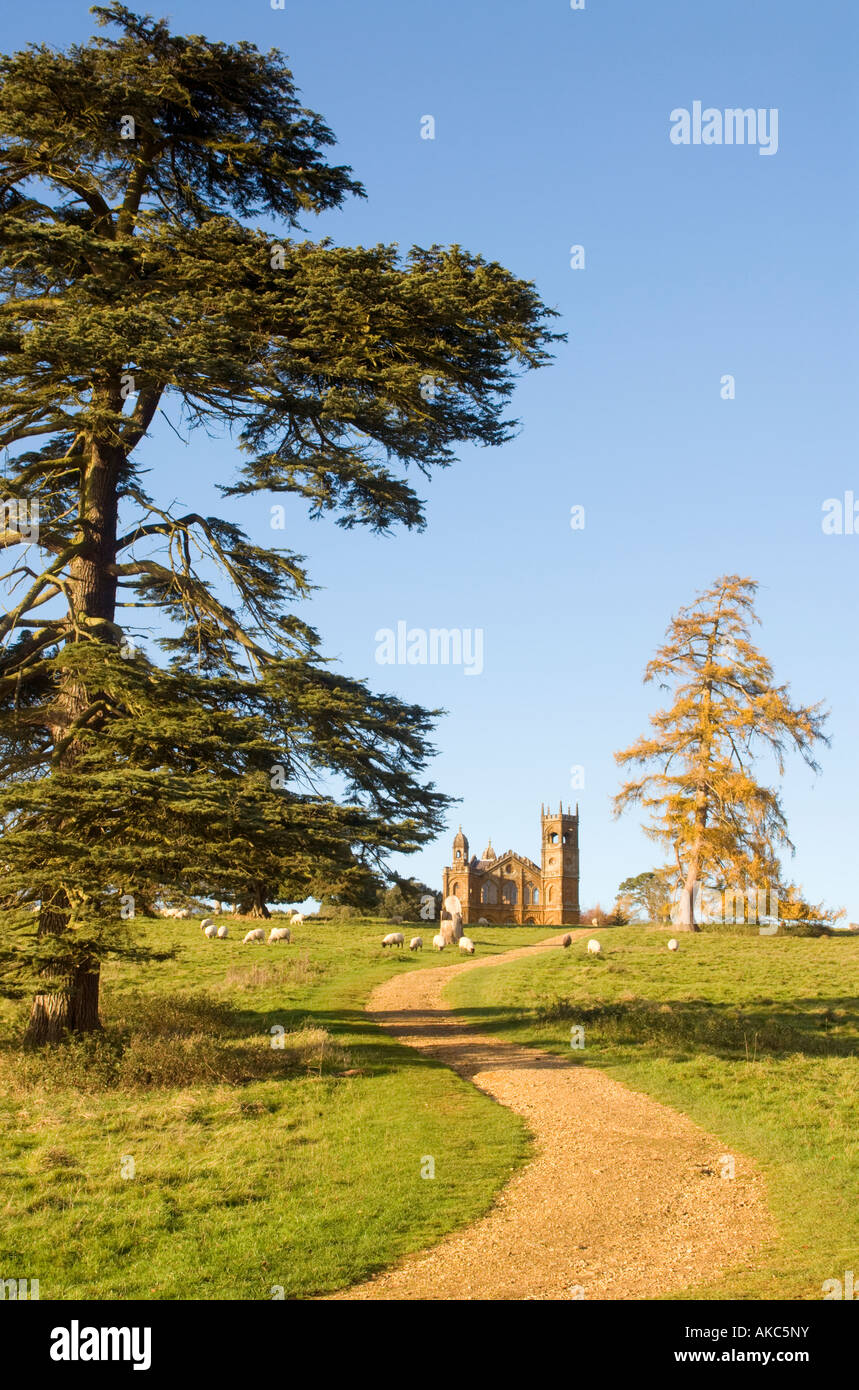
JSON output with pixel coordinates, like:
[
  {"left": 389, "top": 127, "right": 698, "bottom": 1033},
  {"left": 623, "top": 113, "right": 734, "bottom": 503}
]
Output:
[{"left": 8, "top": 0, "right": 858, "bottom": 917}]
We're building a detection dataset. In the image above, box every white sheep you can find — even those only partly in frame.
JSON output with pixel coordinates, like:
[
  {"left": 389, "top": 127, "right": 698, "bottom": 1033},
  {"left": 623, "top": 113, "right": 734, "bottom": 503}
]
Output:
[
  {"left": 216, "top": 925, "right": 229, "bottom": 939},
  {"left": 381, "top": 932, "right": 404, "bottom": 949},
  {"left": 242, "top": 928, "right": 265, "bottom": 944},
  {"left": 432, "top": 933, "right": 445, "bottom": 951},
  {"left": 269, "top": 926, "right": 291, "bottom": 944},
  {"left": 562, "top": 933, "right": 572, "bottom": 948},
  {"left": 587, "top": 939, "right": 602, "bottom": 955},
  {"left": 409, "top": 936, "right": 423, "bottom": 951},
  {"left": 289, "top": 911, "right": 305, "bottom": 926},
  {"left": 200, "top": 917, "right": 216, "bottom": 933},
  {"left": 667, "top": 938, "right": 679, "bottom": 952},
  {"left": 458, "top": 936, "right": 475, "bottom": 955},
  {"left": 203, "top": 923, "right": 217, "bottom": 939}
]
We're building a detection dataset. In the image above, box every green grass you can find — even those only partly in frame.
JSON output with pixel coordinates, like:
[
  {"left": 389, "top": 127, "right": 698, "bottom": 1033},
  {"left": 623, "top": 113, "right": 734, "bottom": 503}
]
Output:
[
  {"left": 444, "top": 925, "right": 859, "bottom": 1300},
  {"left": 0, "top": 918, "right": 553, "bottom": 1300}
]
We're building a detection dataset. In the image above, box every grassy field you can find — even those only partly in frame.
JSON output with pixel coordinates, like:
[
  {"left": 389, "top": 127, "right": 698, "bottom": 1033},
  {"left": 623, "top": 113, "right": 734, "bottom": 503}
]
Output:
[
  {"left": 444, "top": 925, "right": 859, "bottom": 1300},
  {"left": 0, "top": 918, "right": 553, "bottom": 1300}
]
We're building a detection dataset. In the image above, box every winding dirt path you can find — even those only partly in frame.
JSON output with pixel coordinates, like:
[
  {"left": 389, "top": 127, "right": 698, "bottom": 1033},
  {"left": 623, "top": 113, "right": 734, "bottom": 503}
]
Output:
[{"left": 329, "top": 931, "right": 774, "bottom": 1301}]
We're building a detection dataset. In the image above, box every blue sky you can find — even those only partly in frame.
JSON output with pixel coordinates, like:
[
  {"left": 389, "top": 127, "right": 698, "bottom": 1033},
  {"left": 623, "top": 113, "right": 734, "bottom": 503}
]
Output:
[{"left": 7, "top": 0, "right": 858, "bottom": 917}]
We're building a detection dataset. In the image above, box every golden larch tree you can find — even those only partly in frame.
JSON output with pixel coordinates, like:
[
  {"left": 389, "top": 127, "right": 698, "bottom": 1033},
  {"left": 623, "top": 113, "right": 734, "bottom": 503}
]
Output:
[{"left": 613, "top": 576, "right": 828, "bottom": 930}]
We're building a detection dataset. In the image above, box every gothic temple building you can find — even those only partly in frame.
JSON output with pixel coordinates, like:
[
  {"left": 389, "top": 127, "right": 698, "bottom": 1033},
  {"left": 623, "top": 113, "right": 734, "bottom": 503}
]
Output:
[{"left": 442, "top": 803, "right": 580, "bottom": 925}]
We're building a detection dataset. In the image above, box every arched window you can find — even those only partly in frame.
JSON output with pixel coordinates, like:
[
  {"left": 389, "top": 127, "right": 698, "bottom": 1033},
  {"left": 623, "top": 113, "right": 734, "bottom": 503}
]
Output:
[
  {"left": 548, "top": 832, "right": 559, "bottom": 844},
  {"left": 502, "top": 882, "right": 518, "bottom": 906},
  {"left": 452, "top": 883, "right": 460, "bottom": 896},
  {"left": 481, "top": 882, "right": 498, "bottom": 904},
  {"left": 532, "top": 888, "right": 540, "bottom": 904},
  {"left": 547, "top": 885, "right": 554, "bottom": 904}
]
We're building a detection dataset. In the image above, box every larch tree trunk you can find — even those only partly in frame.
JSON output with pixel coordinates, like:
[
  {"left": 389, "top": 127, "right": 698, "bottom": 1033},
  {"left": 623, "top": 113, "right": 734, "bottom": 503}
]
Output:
[
  {"left": 677, "top": 661, "right": 716, "bottom": 933},
  {"left": 677, "top": 870, "right": 700, "bottom": 932}
]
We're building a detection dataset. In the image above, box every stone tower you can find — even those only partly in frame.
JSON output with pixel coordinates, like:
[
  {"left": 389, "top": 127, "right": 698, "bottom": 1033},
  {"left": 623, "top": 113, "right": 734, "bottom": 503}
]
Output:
[
  {"left": 451, "top": 826, "right": 469, "bottom": 868},
  {"left": 443, "top": 826, "right": 470, "bottom": 906},
  {"left": 540, "top": 801, "right": 580, "bottom": 925}
]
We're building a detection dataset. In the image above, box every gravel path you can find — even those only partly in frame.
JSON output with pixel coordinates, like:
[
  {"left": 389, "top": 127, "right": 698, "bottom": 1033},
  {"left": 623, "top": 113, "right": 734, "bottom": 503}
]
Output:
[{"left": 328, "top": 930, "right": 774, "bottom": 1301}]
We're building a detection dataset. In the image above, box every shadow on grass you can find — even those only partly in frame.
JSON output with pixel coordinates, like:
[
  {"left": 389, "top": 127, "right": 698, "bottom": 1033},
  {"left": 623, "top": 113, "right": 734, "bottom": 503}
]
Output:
[
  {"left": 251, "top": 1005, "right": 574, "bottom": 1076},
  {"left": 532, "top": 995, "right": 859, "bottom": 1060},
  {"left": 311, "top": 992, "right": 859, "bottom": 1069},
  {"left": 8, "top": 977, "right": 851, "bottom": 1096}
]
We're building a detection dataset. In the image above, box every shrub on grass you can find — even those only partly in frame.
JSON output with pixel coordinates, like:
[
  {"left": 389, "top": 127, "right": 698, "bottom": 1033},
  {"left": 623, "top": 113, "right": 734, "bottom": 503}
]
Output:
[{"left": 0, "top": 991, "right": 350, "bottom": 1090}]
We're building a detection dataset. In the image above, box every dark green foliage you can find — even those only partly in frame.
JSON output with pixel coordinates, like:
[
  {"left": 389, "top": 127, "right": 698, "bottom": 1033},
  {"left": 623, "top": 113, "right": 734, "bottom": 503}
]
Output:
[
  {"left": 617, "top": 870, "right": 673, "bottom": 923},
  {"left": 0, "top": 4, "right": 559, "bottom": 1032},
  {"left": 377, "top": 878, "right": 441, "bottom": 923}
]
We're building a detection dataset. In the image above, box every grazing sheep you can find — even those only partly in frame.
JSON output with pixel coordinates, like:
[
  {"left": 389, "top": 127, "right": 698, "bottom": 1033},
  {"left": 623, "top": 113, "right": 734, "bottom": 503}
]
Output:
[
  {"left": 478, "top": 917, "right": 490, "bottom": 926},
  {"left": 203, "top": 923, "right": 217, "bottom": 939},
  {"left": 200, "top": 917, "right": 216, "bottom": 933},
  {"left": 289, "top": 912, "right": 305, "bottom": 926},
  {"left": 458, "top": 936, "right": 475, "bottom": 955},
  {"left": 216, "top": 925, "right": 229, "bottom": 939},
  {"left": 409, "top": 936, "right": 423, "bottom": 951},
  {"left": 432, "top": 933, "right": 445, "bottom": 951},
  {"left": 667, "top": 938, "right": 679, "bottom": 952},
  {"left": 381, "top": 932, "right": 404, "bottom": 949},
  {"left": 562, "top": 933, "right": 572, "bottom": 948},
  {"left": 587, "top": 939, "right": 601, "bottom": 955},
  {"left": 242, "top": 928, "right": 265, "bottom": 944},
  {"left": 268, "top": 926, "right": 291, "bottom": 944}
]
